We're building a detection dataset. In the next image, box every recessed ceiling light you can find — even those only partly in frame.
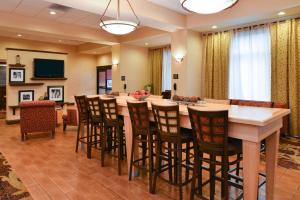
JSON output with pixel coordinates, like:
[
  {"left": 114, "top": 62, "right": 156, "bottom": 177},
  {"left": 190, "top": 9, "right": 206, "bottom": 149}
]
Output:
[
  {"left": 278, "top": 11, "right": 286, "bottom": 16},
  {"left": 145, "top": 42, "right": 149, "bottom": 46},
  {"left": 212, "top": 25, "right": 218, "bottom": 29},
  {"left": 50, "top": 11, "right": 56, "bottom": 15},
  {"left": 17, "top": 34, "right": 22, "bottom": 37},
  {"left": 58, "top": 40, "right": 62, "bottom": 42}
]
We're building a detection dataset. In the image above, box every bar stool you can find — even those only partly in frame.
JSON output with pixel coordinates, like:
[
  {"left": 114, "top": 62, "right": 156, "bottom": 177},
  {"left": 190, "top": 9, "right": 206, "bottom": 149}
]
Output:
[
  {"left": 86, "top": 97, "right": 105, "bottom": 166},
  {"left": 188, "top": 107, "right": 243, "bottom": 200},
  {"left": 100, "top": 98, "right": 125, "bottom": 175},
  {"left": 151, "top": 103, "right": 193, "bottom": 200},
  {"left": 127, "top": 101, "right": 155, "bottom": 192},
  {"left": 74, "top": 95, "right": 92, "bottom": 158}
]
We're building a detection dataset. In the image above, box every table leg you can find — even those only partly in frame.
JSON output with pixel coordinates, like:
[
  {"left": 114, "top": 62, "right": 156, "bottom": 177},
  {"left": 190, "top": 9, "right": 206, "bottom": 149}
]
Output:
[
  {"left": 265, "top": 131, "right": 280, "bottom": 200},
  {"left": 243, "top": 140, "right": 260, "bottom": 200}
]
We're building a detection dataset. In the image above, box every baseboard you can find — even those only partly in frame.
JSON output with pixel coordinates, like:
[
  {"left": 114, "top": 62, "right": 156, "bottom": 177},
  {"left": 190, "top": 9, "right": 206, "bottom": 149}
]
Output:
[{"left": 6, "top": 119, "right": 20, "bottom": 125}]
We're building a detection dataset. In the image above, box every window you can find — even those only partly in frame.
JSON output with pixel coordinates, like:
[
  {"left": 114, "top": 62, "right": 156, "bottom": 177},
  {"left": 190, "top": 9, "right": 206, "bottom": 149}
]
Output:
[
  {"left": 229, "top": 26, "right": 271, "bottom": 101},
  {"left": 162, "top": 47, "right": 172, "bottom": 92}
]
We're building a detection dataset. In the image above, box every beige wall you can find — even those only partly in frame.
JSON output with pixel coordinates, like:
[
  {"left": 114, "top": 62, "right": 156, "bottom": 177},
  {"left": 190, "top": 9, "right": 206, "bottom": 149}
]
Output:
[
  {"left": 96, "top": 53, "right": 112, "bottom": 66},
  {"left": 171, "top": 30, "right": 202, "bottom": 97},
  {"left": 0, "top": 36, "right": 97, "bottom": 121}
]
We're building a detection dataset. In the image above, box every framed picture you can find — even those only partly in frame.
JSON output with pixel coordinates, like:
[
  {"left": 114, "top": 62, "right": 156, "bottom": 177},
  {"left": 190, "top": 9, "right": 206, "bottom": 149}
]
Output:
[
  {"left": 48, "top": 86, "right": 64, "bottom": 102},
  {"left": 9, "top": 68, "right": 25, "bottom": 83},
  {"left": 19, "top": 90, "right": 34, "bottom": 102}
]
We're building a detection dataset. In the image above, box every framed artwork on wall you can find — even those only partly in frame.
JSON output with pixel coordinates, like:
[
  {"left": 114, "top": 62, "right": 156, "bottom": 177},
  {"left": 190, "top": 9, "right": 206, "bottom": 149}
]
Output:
[
  {"left": 9, "top": 68, "right": 25, "bottom": 83},
  {"left": 48, "top": 86, "right": 64, "bottom": 102},
  {"left": 19, "top": 90, "right": 34, "bottom": 102}
]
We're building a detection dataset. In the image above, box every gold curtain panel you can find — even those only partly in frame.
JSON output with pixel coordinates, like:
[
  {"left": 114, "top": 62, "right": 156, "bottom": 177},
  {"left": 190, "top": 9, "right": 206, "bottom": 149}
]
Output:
[{"left": 148, "top": 48, "right": 163, "bottom": 95}]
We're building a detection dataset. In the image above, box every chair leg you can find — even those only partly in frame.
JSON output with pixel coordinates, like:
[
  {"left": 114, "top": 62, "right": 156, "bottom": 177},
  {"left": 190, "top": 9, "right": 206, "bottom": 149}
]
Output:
[
  {"left": 117, "top": 126, "right": 122, "bottom": 175},
  {"left": 152, "top": 141, "right": 161, "bottom": 194},
  {"left": 129, "top": 135, "right": 135, "bottom": 181},
  {"left": 236, "top": 153, "right": 241, "bottom": 181},
  {"left": 198, "top": 152, "right": 203, "bottom": 196},
  {"left": 87, "top": 123, "right": 92, "bottom": 159},
  {"left": 142, "top": 134, "right": 147, "bottom": 166},
  {"left": 63, "top": 121, "right": 67, "bottom": 131},
  {"left": 185, "top": 141, "right": 190, "bottom": 183},
  {"left": 168, "top": 142, "right": 173, "bottom": 183},
  {"left": 94, "top": 125, "right": 97, "bottom": 148},
  {"left": 52, "top": 130, "right": 55, "bottom": 138},
  {"left": 210, "top": 155, "right": 216, "bottom": 200},
  {"left": 177, "top": 146, "right": 183, "bottom": 200},
  {"left": 148, "top": 132, "right": 154, "bottom": 193},
  {"left": 221, "top": 156, "right": 229, "bottom": 200},
  {"left": 75, "top": 122, "right": 81, "bottom": 152},
  {"left": 190, "top": 157, "right": 197, "bottom": 200},
  {"left": 101, "top": 125, "right": 106, "bottom": 167},
  {"left": 21, "top": 133, "right": 25, "bottom": 141}
]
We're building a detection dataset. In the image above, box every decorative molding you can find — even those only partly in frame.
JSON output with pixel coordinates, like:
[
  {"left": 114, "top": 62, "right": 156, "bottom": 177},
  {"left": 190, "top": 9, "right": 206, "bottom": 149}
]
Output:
[{"left": 6, "top": 48, "right": 68, "bottom": 55}]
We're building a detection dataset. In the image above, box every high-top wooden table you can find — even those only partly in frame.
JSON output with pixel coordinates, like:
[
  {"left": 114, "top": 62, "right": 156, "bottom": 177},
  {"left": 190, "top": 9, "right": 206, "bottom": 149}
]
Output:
[{"left": 97, "top": 95, "right": 290, "bottom": 200}]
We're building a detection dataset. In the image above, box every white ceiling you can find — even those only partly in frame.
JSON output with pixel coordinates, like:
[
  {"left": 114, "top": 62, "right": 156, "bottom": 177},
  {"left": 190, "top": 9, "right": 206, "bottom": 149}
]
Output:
[{"left": 147, "top": 0, "right": 188, "bottom": 14}]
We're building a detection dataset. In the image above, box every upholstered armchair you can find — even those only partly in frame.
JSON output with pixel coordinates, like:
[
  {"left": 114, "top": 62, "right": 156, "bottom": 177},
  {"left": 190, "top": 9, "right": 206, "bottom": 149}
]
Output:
[{"left": 20, "top": 100, "right": 56, "bottom": 141}]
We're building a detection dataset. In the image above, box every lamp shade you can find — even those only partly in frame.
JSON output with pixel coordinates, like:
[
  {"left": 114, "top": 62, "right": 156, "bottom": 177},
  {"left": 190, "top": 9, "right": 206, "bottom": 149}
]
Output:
[
  {"left": 180, "top": 0, "right": 238, "bottom": 14},
  {"left": 100, "top": 20, "right": 138, "bottom": 35}
]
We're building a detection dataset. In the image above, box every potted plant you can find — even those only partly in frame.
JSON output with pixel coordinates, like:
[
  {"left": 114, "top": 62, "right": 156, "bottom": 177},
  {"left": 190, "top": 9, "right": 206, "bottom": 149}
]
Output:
[{"left": 144, "top": 84, "right": 152, "bottom": 93}]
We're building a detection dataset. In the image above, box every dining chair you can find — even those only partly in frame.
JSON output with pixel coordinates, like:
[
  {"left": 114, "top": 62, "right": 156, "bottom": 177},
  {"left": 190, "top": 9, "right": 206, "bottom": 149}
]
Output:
[
  {"left": 151, "top": 103, "right": 193, "bottom": 200},
  {"left": 127, "top": 101, "right": 155, "bottom": 192},
  {"left": 188, "top": 107, "right": 243, "bottom": 200}
]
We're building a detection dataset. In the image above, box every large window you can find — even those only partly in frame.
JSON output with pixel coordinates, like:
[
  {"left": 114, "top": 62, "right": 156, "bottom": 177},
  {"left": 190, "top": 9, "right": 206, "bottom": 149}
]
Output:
[
  {"left": 162, "top": 47, "right": 172, "bottom": 91},
  {"left": 229, "top": 26, "right": 271, "bottom": 101}
]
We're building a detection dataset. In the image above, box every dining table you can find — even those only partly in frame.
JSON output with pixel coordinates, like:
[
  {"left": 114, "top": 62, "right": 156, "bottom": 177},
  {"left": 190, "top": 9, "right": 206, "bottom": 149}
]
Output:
[{"left": 94, "top": 95, "right": 290, "bottom": 200}]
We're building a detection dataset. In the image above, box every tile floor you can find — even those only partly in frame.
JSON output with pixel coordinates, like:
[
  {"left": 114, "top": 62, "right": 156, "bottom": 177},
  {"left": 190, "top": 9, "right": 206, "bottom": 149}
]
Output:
[{"left": 0, "top": 120, "right": 300, "bottom": 200}]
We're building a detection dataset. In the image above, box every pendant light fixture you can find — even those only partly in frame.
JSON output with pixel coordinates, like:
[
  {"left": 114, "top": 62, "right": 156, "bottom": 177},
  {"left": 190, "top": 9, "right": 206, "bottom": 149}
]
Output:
[
  {"left": 180, "top": 0, "right": 239, "bottom": 14},
  {"left": 99, "top": 0, "right": 140, "bottom": 35}
]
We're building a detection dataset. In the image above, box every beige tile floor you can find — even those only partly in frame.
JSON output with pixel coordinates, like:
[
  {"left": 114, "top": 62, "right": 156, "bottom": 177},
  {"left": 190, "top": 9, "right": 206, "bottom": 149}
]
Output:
[{"left": 0, "top": 120, "right": 300, "bottom": 200}]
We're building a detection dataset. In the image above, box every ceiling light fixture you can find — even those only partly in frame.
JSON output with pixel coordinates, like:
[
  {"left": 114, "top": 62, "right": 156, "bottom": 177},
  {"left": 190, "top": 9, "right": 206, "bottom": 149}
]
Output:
[
  {"left": 278, "top": 11, "right": 286, "bottom": 16},
  {"left": 212, "top": 25, "right": 218, "bottom": 29},
  {"left": 180, "top": 0, "right": 239, "bottom": 14},
  {"left": 17, "top": 34, "right": 22, "bottom": 37},
  {"left": 50, "top": 10, "right": 56, "bottom": 15},
  {"left": 145, "top": 42, "right": 149, "bottom": 46},
  {"left": 99, "top": 0, "right": 140, "bottom": 35}
]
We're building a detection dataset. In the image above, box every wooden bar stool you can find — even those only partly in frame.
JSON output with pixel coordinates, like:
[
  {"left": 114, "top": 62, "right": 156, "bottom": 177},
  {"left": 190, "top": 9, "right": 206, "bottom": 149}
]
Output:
[
  {"left": 127, "top": 101, "right": 155, "bottom": 192},
  {"left": 100, "top": 98, "right": 125, "bottom": 175},
  {"left": 86, "top": 97, "right": 105, "bottom": 166},
  {"left": 151, "top": 103, "right": 193, "bottom": 200},
  {"left": 74, "top": 95, "right": 92, "bottom": 158},
  {"left": 188, "top": 107, "right": 243, "bottom": 200}
]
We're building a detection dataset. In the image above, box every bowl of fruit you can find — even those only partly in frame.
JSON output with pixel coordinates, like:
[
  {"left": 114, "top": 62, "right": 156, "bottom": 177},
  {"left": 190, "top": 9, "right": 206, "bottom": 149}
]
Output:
[{"left": 130, "top": 90, "right": 150, "bottom": 101}]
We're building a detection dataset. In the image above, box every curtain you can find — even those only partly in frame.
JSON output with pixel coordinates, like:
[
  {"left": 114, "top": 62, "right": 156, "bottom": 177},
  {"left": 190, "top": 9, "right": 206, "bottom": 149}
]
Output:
[
  {"left": 149, "top": 48, "right": 163, "bottom": 95},
  {"left": 229, "top": 25, "right": 271, "bottom": 101},
  {"left": 202, "top": 31, "right": 231, "bottom": 99},
  {"left": 271, "top": 19, "right": 300, "bottom": 136},
  {"left": 162, "top": 47, "right": 172, "bottom": 92}
]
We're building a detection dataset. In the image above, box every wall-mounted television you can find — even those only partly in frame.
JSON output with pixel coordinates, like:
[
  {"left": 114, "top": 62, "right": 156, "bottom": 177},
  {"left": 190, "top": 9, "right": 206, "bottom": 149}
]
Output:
[{"left": 33, "top": 58, "right": 64, "bottom": 78}]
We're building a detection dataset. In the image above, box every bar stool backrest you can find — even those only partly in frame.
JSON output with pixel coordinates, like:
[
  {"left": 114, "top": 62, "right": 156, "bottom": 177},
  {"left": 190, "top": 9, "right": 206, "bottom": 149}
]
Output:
[
  {"left": 127, "top": 101, "right": 149, "bottom": 133},
  {"left": 75, "top": 95, "right": 88, "bottom": 122},
  {"left": 188, "top": 107, "right": 228, "bottom": 153},
  {"left": 101, "top": 98, "right": 118, "bottom": 122},
  {"left": 86, "top": 97, "right": 102, "bottom": 120},
  {"left": 152, "top": 104, "right": 180, "bottom": 141}
]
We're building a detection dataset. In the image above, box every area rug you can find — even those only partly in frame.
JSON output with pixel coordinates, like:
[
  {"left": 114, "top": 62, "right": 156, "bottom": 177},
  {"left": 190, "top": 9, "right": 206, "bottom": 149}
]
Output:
[
  {"left": 0, "top": 152, "right": 32, "bottom": 200},
  {"left": 276, "top": 137, "right": 300, "bottom": 170}
]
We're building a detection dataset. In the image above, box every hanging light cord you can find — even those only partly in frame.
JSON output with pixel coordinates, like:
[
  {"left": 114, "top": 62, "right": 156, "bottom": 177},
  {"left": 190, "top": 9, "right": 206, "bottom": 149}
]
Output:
[{"left": 100, "top": 0, "right": 140, "bottom": 26}]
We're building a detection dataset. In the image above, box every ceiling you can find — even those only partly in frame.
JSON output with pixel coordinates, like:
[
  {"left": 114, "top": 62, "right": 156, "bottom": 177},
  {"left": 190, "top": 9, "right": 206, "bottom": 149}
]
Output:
[{"left": 0, "top": 0, "right": 300, "bottom": 54}]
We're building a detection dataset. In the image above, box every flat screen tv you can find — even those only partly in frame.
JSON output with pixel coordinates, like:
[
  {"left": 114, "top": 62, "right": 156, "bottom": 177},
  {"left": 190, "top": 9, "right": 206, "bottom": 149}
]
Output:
[{"left": 33, "top": 58, "right": 64, "bottom": 78}]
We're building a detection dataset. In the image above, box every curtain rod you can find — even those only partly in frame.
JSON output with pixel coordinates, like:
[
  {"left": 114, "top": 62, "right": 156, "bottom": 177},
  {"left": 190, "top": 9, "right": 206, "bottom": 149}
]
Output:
[{"left": 201, "top": 15, "right": 300, "bottom": 35}]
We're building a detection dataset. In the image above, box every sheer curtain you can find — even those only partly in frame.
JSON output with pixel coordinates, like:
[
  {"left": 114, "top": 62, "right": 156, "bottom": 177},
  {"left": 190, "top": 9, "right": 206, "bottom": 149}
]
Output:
[
  {"left": 162, "top": 47, "right": 172, "bottom": 92},
  {"left": 229, "top": 26, "right": 271, "bottom": 101}
]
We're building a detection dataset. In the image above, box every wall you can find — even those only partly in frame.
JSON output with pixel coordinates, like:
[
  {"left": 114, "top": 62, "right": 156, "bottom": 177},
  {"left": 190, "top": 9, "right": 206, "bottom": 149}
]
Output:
[
  {"left": 0, "top": 36, "right": 97, "bottom": 121},
  {"left": 96, "top": 53, "right": 112, "bottom": 66},
  {"left": 111, "top": 44, "right": 149, "bottom": 93},
  {"left": 171, "top": 30, "right": 202, "bottom": 97}
]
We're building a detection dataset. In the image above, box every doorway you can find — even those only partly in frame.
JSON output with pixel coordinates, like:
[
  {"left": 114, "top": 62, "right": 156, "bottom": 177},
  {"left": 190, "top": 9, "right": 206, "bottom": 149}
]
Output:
[
  {"left": 0, "top": 62, "right": 6, "bottom": 119},
  {"left": 97, "top": 65, "right": 112, "bottom": 94}
]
